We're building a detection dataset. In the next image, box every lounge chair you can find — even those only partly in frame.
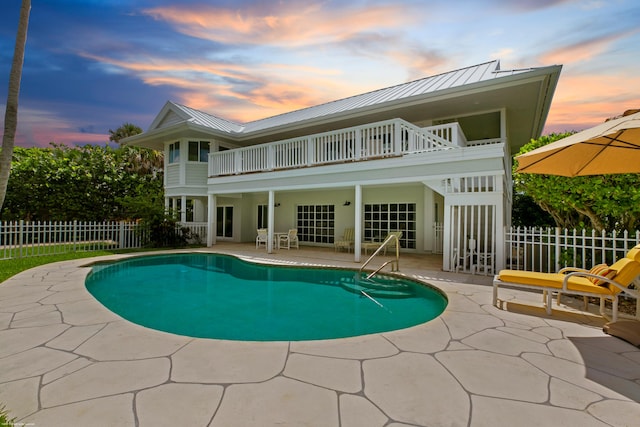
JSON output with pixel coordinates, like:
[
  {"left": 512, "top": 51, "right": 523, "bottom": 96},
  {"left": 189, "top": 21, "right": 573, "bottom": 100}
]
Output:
[
  {"left": 334, "top": 228, "right": 355, "bottom": 252},
  {"left": 256, "top": 228, "right": 268, "bottom": 249},
  {"left": 279, "top": 229, "right": 299, "bottom": 250},
  {"left": 493, "top": 244, "right": 640, "bottom": 321}
]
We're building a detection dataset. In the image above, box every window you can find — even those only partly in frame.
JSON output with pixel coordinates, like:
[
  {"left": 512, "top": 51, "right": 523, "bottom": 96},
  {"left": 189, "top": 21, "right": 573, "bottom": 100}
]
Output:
[
  {"left": 169, "top": 141, "right": 180, "bottom": 163},
  {"left": 186, "top": 199, "right": 194, "bottom": 222},
  {"left": 364, "top": 203, "right": 416, "bottom": 249},
  {"left": 296, "top": 205, "right": 335, "bottom": 243},
  {"left": 257, "top": 205, "right": 268, "bottom": 229},
  {"left": 188, "top": 141, "right": 210, "bottom": 162}
]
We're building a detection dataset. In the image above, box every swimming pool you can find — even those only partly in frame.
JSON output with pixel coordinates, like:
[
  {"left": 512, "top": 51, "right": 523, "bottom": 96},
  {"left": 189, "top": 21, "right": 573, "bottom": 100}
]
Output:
[{"left": 85, "top": 253, "right": 447, "bottom": 341}]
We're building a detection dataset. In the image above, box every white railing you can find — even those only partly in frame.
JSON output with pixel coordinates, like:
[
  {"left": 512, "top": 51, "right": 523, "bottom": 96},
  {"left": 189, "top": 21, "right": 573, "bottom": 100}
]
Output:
[
  {"left": 0, "top": 220, "right": 149, "bottom": 260},
  {"left": 444, "top": 175, "right": 500, "bottom": 193},
  {"left": 209, "top": 118, "right": 467, "bottom": 176},
  {"left": 505, "top": 226, "right": 640, "bottom": 272}
]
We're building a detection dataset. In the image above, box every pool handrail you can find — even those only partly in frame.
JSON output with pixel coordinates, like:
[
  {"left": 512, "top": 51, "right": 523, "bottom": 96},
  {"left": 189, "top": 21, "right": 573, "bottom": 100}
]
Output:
[{"left": 359, "top": 232, "right": 401, "bottom": 278}]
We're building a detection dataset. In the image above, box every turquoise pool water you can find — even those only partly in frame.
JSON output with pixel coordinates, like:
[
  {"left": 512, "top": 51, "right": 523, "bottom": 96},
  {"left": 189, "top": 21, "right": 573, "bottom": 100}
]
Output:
[{"left": 85, "top": 253, "right": 447, "bottom": 341}]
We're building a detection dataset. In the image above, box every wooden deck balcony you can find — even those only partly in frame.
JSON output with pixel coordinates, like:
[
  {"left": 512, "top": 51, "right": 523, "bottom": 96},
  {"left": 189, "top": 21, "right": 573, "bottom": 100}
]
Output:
[{"left": 208, "top": 118, "right": 468, "bottom": 177}]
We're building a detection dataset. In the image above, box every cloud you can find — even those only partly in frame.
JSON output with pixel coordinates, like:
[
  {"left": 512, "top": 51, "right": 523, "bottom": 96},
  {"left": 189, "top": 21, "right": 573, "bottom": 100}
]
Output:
[
  {"left": 65, "top": 2, "right": 441, "bottom": 123},
  {"left": 489, "top": 0, "right": 573, "bottom": 12},
  {"left": 0, "top": 104, "right": 109, "bottom": 148},
  {"left": 540, "top": 29, "right": 638, "bottom": 65},
  {"left": 142, "top": 2, "right": 418, "bottom": 47},
  {"left": 543, "top": 73, "right": 640, "bottom": 134}
]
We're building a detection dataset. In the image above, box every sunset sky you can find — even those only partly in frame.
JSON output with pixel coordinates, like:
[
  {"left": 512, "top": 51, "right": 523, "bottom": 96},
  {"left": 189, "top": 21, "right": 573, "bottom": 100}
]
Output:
[{"left": 1, "top": 0, "right": 638, "bottom": 148}]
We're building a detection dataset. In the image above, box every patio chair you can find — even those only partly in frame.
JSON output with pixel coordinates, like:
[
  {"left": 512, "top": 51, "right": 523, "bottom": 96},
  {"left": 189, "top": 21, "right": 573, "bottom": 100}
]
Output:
[
  {"left": 493, "top": 244, "right": 640, "bottom": 321},
  {"left": 256, "top": 228, "right": 268, "bottom": 249},
  {"left": 334, "top": 227, "right": 355, "bottom": 252},
  {"left": 452, "top": 238, "right": 478, "bottom": 272},
  {"left": 279, "top": 229, "right": 299, "bottom": 250}
]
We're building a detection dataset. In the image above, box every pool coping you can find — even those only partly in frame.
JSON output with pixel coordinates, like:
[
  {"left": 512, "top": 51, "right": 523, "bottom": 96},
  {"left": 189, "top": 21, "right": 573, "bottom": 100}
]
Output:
[{"left": 1, "top": 246, "right": 639, "bottom": 426}]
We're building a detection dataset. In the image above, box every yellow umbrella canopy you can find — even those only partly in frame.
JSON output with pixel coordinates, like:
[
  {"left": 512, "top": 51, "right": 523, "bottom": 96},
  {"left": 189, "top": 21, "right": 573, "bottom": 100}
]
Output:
[{"left": 516, "top": 110, "right": 640, "bottom": 176}]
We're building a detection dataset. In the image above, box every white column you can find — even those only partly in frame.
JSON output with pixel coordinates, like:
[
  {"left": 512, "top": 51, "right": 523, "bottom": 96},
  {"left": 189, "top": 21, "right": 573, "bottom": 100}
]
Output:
[
  {"left": 354, "top": 184, "right": 362, "bottom": 262},
  {"left": 268, "top": 191, "right": 275, "bottom": 253},
  {"left": 207, "top": 194, "right": 216, "bottom": 246},
  {"left": 180, "top": 196, "right": 187, "bottom": 223},
  {"left": 443, "top": 196, "right": 452, "bottom": 271}
]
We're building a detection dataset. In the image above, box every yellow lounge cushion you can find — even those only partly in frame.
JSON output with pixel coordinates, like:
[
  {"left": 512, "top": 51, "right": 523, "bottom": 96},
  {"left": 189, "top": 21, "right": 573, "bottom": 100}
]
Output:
[
  {"left": 588, "top": 264, "right": 616, "bottom": 286},
  {"left": 497, "top": 270, "right": 613, "bottom": 295},
  {"left": 625, "top": 245, "right": 640, "bottom": 262},
  {"left": 605, "top": 258, "right": 640, "bottom": 294}
]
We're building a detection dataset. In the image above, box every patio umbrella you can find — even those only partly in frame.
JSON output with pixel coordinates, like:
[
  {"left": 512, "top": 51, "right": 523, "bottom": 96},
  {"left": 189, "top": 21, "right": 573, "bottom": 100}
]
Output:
[{"left": 516, "top": 110, "right": 640, "bottom": 176}]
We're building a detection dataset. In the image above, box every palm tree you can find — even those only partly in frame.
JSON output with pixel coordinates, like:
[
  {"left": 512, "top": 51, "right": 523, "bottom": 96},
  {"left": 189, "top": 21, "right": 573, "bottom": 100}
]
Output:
[
  {"left": 0, "top": 0, "right": 31, "bottom": 211},
  {"left": 109, "top": 122, "right": 143, "bottom": 144}
]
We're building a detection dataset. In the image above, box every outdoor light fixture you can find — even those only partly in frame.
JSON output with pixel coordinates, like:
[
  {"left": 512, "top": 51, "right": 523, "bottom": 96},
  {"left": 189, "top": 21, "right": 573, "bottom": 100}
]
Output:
[
  {"left": 274, "top": 203, "right": 281, "bottom": 207},
  {"left": 343, "top": 201, "right": 351, "bottom": 206}
]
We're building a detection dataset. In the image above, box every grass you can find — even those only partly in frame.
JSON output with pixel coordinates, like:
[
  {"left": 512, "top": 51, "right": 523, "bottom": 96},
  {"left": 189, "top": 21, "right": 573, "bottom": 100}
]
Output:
[
  {"left": 0, "top": 403, "right": 16, "bottom": 427},
  {"left": 0, "top": 248, "right": 166, "bottom": 284}
]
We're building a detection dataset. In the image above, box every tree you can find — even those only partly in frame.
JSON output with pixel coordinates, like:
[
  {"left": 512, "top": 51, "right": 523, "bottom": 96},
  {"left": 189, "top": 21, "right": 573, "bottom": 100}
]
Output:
[
  {"left": 514, "top": 133, "right": 640, "bottom": 231},
  {"left": 0, "top": 0, "right": 31, "bottom": 210},
  {"left": 108, "top": 122, "right": 143, "bottom": 144},
  {"left": 1, "top": 144, "right": 164, "bottom": 221}
]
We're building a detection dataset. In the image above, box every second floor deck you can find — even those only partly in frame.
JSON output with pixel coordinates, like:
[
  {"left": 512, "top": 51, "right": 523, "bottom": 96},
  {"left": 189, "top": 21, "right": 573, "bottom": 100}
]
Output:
[{"left": 208, "top": 118, "right": 491, "bottom": 178}]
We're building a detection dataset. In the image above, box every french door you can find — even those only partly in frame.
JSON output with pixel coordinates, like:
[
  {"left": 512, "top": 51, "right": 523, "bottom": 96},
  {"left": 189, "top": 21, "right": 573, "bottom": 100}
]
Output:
[{"left": 216, "top": 206, "right": 233, "bottom": 238}]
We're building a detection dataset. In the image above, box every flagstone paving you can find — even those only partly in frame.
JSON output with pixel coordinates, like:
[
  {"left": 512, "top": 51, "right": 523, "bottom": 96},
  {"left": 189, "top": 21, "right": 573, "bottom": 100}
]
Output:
[{"left": 1, "top": 245, "right": 639, "bottom": 426}]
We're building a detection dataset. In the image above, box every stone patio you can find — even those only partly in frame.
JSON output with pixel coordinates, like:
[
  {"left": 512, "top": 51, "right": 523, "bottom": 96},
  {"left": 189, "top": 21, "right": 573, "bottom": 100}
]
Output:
[{"left": 1, "top": 244, "right": 639, "bottom": 426}]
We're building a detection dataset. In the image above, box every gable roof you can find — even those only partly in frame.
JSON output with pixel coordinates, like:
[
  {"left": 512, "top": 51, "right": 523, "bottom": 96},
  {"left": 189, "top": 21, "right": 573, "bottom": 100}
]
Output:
[
  {"left": 127, "top": 59, "right": 561, "bottom": 149},
  {"left": 148, "top": 102, "right": 244, "bottom": 134}
]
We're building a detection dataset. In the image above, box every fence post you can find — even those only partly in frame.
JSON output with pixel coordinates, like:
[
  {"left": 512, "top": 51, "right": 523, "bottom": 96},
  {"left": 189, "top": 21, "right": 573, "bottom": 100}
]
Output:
[
  {"left": 18, "top": 220, "right": 24, "bottom": 258},
  {"left": 73, "top": 220, "right": 78, "bottom": 252},
  {"left": 554, "top": 227, "right": 561, "bottom": 272},
  {"left": 119, "top": 221, "right": 125, "bottom": 249}
]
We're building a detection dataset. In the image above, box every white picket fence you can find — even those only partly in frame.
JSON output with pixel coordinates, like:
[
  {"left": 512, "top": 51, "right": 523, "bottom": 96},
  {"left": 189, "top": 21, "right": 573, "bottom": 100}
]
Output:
[
  {"left": 505, "top": 226, "right": 640, "bottom": 272},
  {"left": 0, "top": 220, "right": 149, "bottom": 260}
]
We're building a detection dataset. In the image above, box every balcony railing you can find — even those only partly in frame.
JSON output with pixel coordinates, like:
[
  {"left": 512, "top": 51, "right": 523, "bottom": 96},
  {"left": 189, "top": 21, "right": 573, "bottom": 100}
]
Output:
[{"left": 208, "top": 118, "right": 467, "bottom": 177}]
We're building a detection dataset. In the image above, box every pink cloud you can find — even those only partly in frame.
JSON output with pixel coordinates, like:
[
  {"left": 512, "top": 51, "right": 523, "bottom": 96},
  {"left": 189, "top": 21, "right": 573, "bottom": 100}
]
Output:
[
  {"left": 540, "top": 30, "right": 637, "bottom": 65},
  {"left": 1, "top": 105, "right": 109, "bottom": 148},
  {"left": 142, "top": 3, "right": 416, "bottom": 47},
  {"left": 78, "top": 51, "right": 362, "bottom": 123},
  {"left": 543, "top": 73, "right": 640, "bottom": 134}
]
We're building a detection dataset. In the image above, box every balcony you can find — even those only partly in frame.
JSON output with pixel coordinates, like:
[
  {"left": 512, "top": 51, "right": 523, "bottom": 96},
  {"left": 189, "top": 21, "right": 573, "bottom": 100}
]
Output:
[{"left": 208, "top": 119, "right": 468, "bottom": 177}]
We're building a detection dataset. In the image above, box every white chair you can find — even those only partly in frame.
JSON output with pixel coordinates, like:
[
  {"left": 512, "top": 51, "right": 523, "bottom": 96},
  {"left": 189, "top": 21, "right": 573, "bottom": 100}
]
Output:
[
  {"left": 452, "top": 238, "right": 477, "bottom": 272},
  {"left": 279, "top": 229, "right": 299, "bottom": 250},
  {"left": 256, "top": 228, "right": 268, "bottom": 249}
]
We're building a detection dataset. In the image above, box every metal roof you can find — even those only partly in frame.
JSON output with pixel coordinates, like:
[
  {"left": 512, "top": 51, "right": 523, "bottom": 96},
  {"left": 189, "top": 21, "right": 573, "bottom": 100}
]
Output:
[
  {"left": 157, "top": 60, "right": 549, "bottom": 136},
  {"left": 171, "top": 103, "right": 244, "bottom": 134}
]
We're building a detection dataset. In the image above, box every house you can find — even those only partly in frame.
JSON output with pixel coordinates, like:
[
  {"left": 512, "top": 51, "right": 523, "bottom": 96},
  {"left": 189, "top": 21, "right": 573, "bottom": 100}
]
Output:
[{"left": 124, "top": 60, "right": 562, "bottom": 272}]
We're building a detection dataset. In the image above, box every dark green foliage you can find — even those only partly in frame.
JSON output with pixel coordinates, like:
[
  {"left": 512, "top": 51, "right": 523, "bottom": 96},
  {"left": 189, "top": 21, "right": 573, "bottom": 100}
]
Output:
[
  {"left": 118, "top": 190, "right": 191, "bottom": 248},
  {"left": 514, "top": 133, "right": 640, "bottom": 231},
  {"left": 511, "top": 191, "right": 554, "bottom": 227},
  {"left": 109, "top": 122, "right": 143, "bottom": 144},
  {"left": 1, "top": 144, "right": 163, "bottom": 222}
]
